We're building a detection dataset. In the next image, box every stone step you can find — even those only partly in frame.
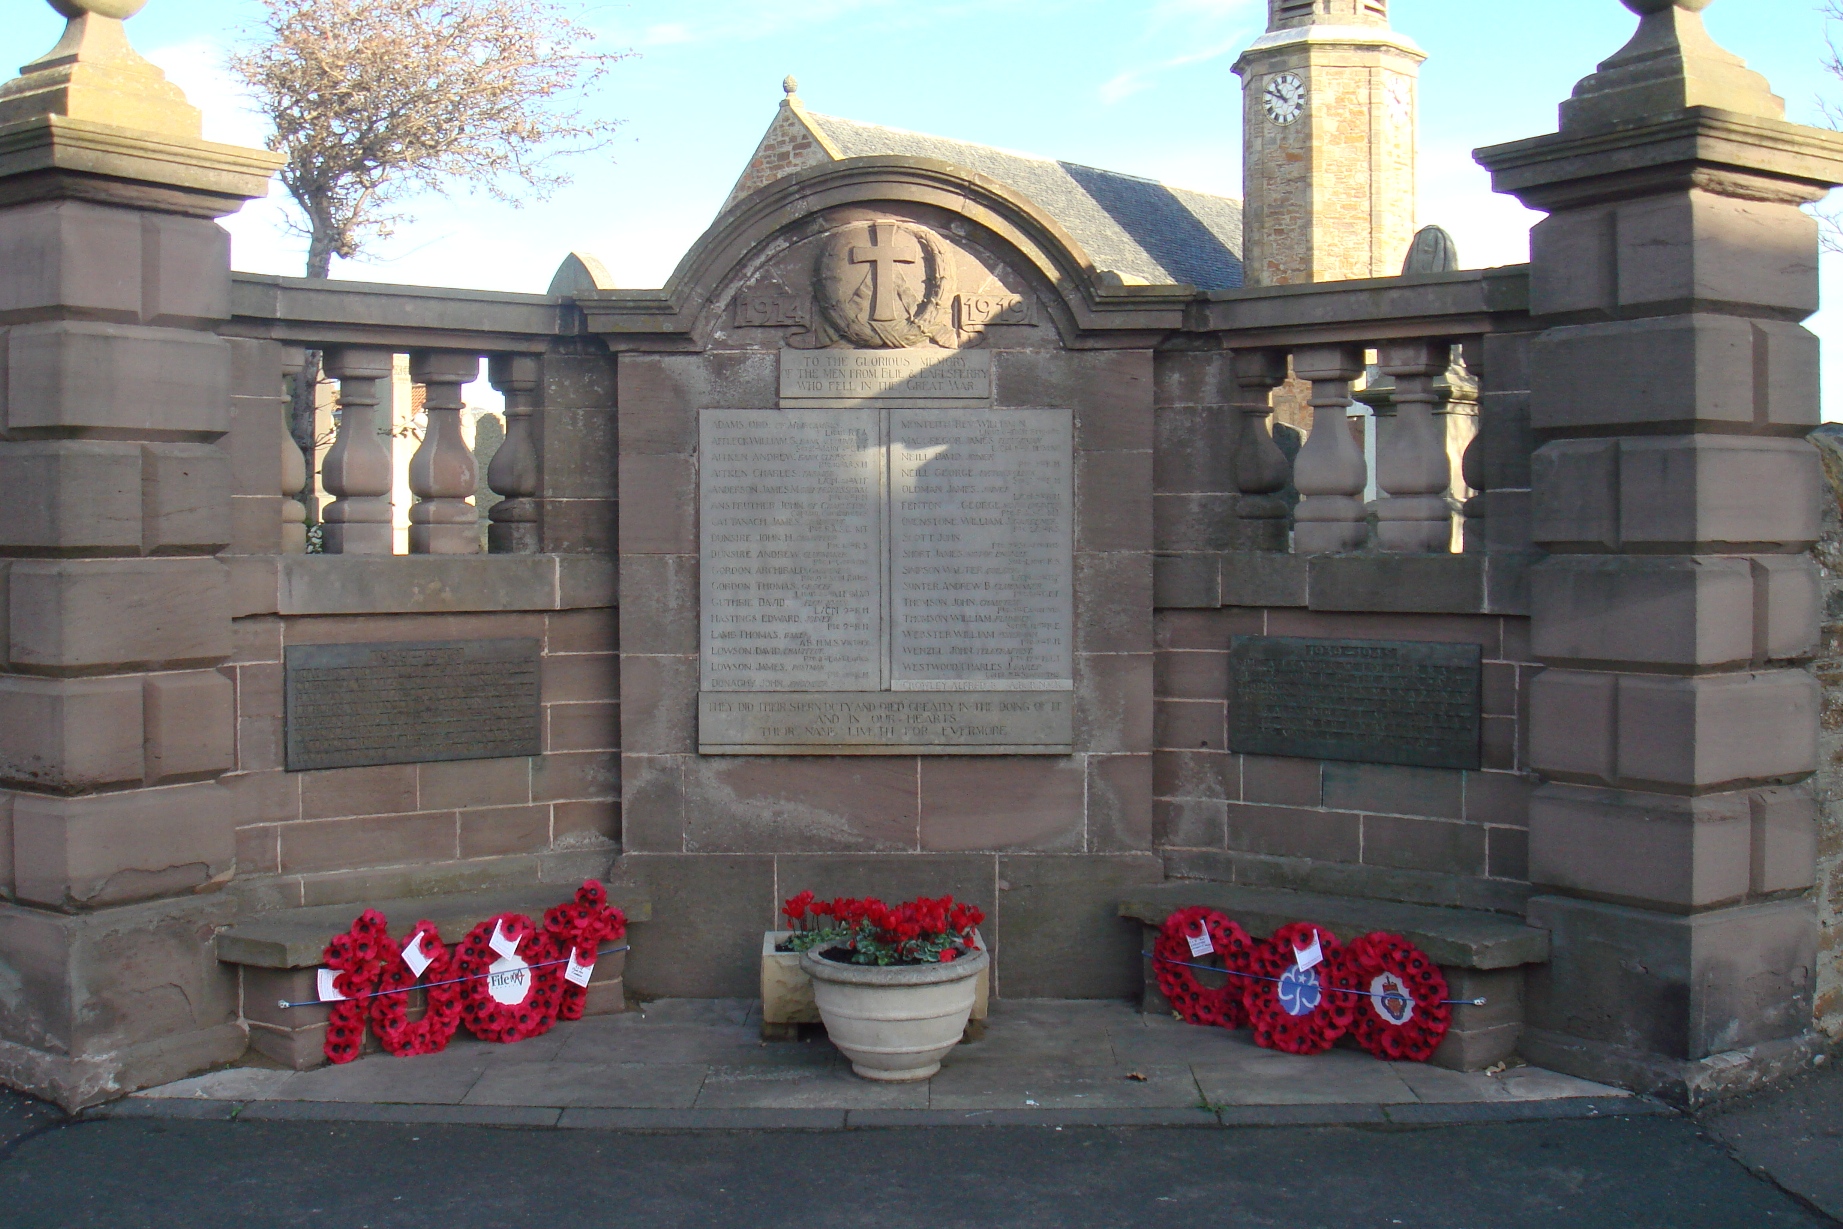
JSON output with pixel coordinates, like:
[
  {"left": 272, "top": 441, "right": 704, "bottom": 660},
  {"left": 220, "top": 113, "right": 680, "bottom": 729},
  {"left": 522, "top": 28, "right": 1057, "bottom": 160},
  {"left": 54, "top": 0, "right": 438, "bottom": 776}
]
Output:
[
  {"left": 1119, "top": 882, "right": 1546, "bottom": 970},
  {"left": 216, "top": 882, "right": 653, "bottom": 970}
]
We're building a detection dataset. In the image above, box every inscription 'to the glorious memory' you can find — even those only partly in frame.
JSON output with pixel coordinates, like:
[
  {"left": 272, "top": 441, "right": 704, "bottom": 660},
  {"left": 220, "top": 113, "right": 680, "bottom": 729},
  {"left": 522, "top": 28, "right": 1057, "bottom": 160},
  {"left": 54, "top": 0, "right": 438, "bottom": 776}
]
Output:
[{"left": 1227, "top": 636, "right": 1482, "bottom": 771}]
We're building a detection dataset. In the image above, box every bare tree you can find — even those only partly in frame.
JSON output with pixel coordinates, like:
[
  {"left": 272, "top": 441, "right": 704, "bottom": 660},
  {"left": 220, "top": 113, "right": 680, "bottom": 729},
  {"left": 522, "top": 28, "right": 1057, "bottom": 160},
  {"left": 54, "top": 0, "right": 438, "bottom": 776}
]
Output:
[{"left": 231, "top": 0, "right": 625, "bottom": 449}]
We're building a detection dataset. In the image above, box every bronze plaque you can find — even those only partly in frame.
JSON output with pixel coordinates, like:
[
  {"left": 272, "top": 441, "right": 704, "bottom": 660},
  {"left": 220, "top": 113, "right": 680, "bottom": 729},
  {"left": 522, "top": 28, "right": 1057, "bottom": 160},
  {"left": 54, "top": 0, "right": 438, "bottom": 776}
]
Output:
[
  {"left": 285, "top": 639, "right": 541, "bottom": 771},
  {"left": 1228, "top": 636, "right": 1481, "bottom": 771}
]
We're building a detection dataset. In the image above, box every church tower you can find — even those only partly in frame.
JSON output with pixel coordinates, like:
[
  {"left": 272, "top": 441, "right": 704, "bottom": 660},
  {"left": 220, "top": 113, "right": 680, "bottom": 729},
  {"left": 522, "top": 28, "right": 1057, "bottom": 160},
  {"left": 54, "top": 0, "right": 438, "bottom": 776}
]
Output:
[{"left": 1233, "top": 0, "right": 1426, "bottom": 286}]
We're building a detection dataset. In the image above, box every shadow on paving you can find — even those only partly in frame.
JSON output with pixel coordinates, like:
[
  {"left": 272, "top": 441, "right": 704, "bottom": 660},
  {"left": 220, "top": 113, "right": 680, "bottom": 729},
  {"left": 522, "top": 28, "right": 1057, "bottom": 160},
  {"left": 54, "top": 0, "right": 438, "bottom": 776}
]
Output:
[
  {"left": 1703, "top": 1060, "right": 1843, "bottom": 1224},
  {"left": 0, "top": 1087, "right": 65, "bottom": 1157},
  {"left": 0, "top": 1114, "right": 1831, "bottom": 1229}
]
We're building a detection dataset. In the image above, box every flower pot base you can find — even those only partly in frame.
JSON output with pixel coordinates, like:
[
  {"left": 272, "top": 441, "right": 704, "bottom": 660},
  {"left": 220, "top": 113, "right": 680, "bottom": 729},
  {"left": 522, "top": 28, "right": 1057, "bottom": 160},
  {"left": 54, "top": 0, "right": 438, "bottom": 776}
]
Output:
[{"left": 850, "top": 1060, "right": 941, "bottom": 1082}]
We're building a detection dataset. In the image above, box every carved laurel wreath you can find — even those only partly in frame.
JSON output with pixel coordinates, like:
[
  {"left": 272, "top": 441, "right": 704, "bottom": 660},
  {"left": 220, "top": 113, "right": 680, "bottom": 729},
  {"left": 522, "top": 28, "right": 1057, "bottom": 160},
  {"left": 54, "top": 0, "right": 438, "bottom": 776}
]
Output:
[{"left": 810, "top": 221, "right": 958, "bottom": 349}]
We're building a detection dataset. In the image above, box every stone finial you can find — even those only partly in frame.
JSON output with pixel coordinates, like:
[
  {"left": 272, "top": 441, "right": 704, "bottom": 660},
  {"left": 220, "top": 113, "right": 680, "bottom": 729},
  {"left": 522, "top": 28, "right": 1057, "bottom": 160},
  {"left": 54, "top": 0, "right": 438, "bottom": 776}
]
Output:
[
  {"left": 1401, "top": 225, "right": 1460, "bottom": 276},
  {"left": 1561, "top": 0, "right": 1781, "bottom": 131},
  {"left": 0, "top": 0, "right": 201, "bottom": 135},
  {"left": 783, "top": 75, "right": 799, "bottom": 97}
]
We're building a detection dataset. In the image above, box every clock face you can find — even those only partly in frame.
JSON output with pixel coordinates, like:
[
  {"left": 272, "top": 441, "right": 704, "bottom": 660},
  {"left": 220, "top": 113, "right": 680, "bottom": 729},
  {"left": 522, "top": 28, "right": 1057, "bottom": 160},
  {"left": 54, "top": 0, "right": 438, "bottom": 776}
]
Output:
[
  {"left": 1386, "top": 76, "right": 1413, "bottom": 121},
  {"left": 1263, "top": 73, "right": 1305, "bottom": 126}
]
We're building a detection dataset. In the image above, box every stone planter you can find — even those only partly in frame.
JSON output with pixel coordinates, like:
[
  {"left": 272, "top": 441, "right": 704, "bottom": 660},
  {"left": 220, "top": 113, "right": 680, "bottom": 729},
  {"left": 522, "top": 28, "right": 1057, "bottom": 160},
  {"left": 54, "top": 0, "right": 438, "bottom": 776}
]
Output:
[
  {"left": 800, "top": 945, "right": 990, "bottom": 1081},
  {"left": 762, "top": 929, "right": 989, "bottom": 1041}
]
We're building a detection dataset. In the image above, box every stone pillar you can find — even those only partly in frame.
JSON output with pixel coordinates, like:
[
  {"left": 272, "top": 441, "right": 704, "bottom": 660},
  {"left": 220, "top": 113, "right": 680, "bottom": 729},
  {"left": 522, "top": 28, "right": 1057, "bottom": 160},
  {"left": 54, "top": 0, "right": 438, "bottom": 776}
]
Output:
[
  {"left": 1477, "top": 0, "right": 1843, "bottom": 1101},
  {"left": 0, "top": 1, "right": 280, "bottom": 1108},
  {"left": 1229, "top": 348, "right": 1292, "bottom": 552}
]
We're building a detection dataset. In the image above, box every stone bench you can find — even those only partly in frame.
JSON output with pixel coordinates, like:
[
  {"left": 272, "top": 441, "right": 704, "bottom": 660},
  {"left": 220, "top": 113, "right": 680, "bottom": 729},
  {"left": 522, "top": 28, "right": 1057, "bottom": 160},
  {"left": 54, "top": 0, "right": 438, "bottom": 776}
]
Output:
[
  {"left": 217, "top": 884, "right": 652, "bottom": 1069},
  {"left": 1119, "top": 883, "right": 1549, "bottom": 1072}
]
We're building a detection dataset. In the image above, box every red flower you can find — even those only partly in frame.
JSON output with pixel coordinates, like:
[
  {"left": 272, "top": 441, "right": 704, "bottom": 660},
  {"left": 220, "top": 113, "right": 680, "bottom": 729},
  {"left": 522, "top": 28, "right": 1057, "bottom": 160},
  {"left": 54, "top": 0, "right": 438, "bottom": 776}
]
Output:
[{"left": 940, "top": 949, "right": 958, "bottom": 963}]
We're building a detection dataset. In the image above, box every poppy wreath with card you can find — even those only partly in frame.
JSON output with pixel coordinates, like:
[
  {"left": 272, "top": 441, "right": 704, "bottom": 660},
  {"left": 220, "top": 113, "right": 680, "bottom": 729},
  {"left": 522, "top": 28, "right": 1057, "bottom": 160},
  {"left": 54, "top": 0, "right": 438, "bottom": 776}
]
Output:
[
  {"left": 368, "top": 921, "right": 464, "bottom": 1058},
  {"left": 1242, "top": 921, "right": 1361, "bottom": 1056},
  {"left": 541, "top": 880, "right": 628, "bottom": 1022},
  {"left": 450, "top": 912, "right": 566, "bottom": 1044},
  {"left": 319, "top": 910, "right": 391, "bottom": 1065},
  {"left": 1344, "top": 932, "right": 1452, "bottom": 1063},
  {"left": 1154, "top": 906, "right": 1255, "bottom": 1029}
]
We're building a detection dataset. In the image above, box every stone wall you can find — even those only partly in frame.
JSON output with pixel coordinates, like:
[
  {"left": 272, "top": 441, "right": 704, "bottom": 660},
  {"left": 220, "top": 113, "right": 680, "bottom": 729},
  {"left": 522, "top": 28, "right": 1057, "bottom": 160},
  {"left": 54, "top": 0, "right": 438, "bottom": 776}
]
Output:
[
  {"left": 1809, "top": 425, "right": 1843, "bottom": 1038},
  {"left": 1154, "top": 606, "right": 1533, "bottom": 913}
]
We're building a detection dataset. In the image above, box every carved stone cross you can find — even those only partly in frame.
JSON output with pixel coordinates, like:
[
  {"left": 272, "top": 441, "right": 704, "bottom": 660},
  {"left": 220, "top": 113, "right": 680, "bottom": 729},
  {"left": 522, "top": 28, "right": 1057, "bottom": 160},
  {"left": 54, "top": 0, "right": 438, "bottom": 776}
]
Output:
[{"left": 849, "top": 223, "right": 921, "bottom": 322}]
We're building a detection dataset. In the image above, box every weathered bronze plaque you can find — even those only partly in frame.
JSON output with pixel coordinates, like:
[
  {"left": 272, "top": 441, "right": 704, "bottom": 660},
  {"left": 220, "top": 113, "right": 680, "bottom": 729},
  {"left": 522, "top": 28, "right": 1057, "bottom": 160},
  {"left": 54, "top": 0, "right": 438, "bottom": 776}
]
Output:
[
  {"left": 285, "top": 639, "right": 541, "bottom": 771},
  {"left": 1228, "top": 636, "right": 1482, "bottom": 771}
]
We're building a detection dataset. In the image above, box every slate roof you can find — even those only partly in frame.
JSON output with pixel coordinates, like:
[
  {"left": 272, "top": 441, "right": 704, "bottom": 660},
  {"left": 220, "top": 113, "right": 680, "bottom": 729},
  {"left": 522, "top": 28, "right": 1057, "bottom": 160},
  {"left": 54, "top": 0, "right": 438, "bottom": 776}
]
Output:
[{"left": 804, "top": 113, "right": 1245, "bottom": 292}]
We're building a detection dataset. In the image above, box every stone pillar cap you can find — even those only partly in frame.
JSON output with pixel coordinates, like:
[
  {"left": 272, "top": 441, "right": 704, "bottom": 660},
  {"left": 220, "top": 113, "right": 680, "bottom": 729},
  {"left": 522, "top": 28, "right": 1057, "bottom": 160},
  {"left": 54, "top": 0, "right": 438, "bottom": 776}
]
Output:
[
  {"left": 0, "top": 0, "right": 199, "bottom": 136},
  {"left": 1562, "top": 0, "right": 1781, "bottom": 131}
]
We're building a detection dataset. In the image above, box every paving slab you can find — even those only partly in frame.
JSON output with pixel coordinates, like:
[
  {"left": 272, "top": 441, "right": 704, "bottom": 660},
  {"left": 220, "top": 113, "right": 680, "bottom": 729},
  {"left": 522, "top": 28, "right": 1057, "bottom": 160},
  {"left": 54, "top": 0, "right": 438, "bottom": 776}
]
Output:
[
  {"left": 462, "top": 1060, "right": 707, "bottom": 1109},
  {"left": 118, "top": 997, "right": 1632, "bottom": 1124},
  {"left": 693, "top": 1062, "right": 928, "bottom": 1110},
  {"left": 1703, "top": 1061, "right": 1843, "bottom": 1223},
  {"left": 927, "top": 1060, "right": 1202, "bottom": 1111}
]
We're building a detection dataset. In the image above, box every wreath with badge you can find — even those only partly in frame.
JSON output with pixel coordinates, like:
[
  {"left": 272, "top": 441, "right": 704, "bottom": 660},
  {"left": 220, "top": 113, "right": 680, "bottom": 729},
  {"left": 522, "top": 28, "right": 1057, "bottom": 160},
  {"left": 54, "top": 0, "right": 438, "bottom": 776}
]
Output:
[
  {"left": 315, "top": 881, "right": 627, "bottom": 1064},
  {"left": 1152, "top": 910, "right": 1454, "bottom": 1062}
]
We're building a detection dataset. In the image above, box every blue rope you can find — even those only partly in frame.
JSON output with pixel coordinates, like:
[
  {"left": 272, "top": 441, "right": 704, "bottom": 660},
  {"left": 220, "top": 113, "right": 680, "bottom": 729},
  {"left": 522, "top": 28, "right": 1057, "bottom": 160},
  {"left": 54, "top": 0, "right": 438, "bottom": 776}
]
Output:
[
  {"left": 278, "top": 944, "right": 631, "bottom": 1009},
  {"left": 1146, "top": 952, "right": 1486, "bottom": 1007}
]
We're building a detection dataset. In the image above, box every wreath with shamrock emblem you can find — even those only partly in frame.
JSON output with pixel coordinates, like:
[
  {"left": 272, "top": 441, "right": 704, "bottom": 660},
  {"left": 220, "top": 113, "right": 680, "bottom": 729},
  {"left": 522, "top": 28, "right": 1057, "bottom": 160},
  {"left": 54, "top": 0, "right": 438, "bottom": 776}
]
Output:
[
  {"left": 1154, "top": 906, "right": 1254, "bottom": 1029},
  {"left": 1241, "top": 921, "right": 1361, "bottom": 1056},
  {"left": 1344, "top": 932, "right": 1452, "bottom": 1063}
]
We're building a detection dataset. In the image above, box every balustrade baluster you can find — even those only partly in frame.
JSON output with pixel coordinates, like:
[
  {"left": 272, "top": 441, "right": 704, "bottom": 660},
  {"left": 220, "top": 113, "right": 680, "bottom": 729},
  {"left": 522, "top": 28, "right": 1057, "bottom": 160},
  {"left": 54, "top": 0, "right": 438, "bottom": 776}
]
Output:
[
  {"left": 487, "top": 355, "right": 542, "bottom": 554},
  {"left": 279, "top": 346, "right": 310, "bottom": 555},
  {"left": 1289, "top": 345, "right": 1368, "bottom": 554},
  {"left": 1374, "top": 340, "right": 1454, "bottom": 552},
  {"left": 407, "top": 352, "right": 483, "bottom": 554},
  {"left": 1460, "top": 332, "right": 1534, "bottom": 554},
  {"left": 319, "top": 347, "right": 396, "bottom": 554},
  {"left": 1230, "top": 348, "right": 1292, "bottom": 552}
]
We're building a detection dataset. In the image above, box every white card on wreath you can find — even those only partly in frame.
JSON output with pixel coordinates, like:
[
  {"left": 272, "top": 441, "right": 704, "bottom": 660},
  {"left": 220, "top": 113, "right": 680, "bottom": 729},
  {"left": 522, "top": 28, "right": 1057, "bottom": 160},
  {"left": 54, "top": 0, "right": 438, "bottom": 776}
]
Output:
[
  {"left": 1293, "top": 933, "right": 1323, "bottom": 972},
  {"left": 488, "top": 920, "right": 520, "bottom": 959},
  {"left": 401, "top": 931, "right": 434, "bottom": 978},
  {"left": 316, "top": 968, "right": 345, "bottom": 1002},
  {"left": 564, "top": 951, "right": 595, "bottom": 987},
  {"left": 1186, "top": 930, "right": 1214, "bottom": 958}
]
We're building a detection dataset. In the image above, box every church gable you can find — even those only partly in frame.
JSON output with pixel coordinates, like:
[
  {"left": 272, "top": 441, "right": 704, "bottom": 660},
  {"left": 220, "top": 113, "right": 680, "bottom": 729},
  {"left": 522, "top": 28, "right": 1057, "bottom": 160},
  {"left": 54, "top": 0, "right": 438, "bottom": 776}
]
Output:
[{"left": 720, "top": 79, "right": 842, "bottom": 214}]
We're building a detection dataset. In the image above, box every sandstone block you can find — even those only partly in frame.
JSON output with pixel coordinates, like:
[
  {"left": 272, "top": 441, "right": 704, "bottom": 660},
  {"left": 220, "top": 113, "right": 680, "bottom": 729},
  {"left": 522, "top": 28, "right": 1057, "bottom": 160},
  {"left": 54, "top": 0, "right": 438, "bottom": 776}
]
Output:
[
  {"left": 1530, "top": 194, "right": 1820, "bottom": 319},
  {"left": 1533, "top": 436, "right": 1821, "bottom": 551},
  {"left": 0, "top": 674, "right": 143, "bottom": 792},
  {"left": 1750, "top": 785, "right": 1818, "bottom": 895},
  {"left": 0, "top": 441, "right": 141, "bottom": 551},
  {"left": 1532, "top": 316, "right": 1817, "bottom": 431},
  {"left": 1530, "top": 554, "right": 1818, "bottom": 668},
  {"left": 1526, "top": 894, "right": 1816, "bottom": 1060},
  {"left": 0, "top": 201, "right": 140, "bottom": 320},
  {"left": 12, "top": 782, "right": 233, "bottom": 908},
  {"left": 1527, "top": 668, "right": 1616, "bottom": 781},
  {"left": 143, "top": 670, "right": 234, "bottom": 783},
  {"left": 5, "top": 322, "right": 230, "bottom": 435},
  {"left": 8, "top": 558, "right": 230, "bottom": 669},
  {"left": 141, "top": 214, "right": 233, "bottom": 327},
  {"left": 617, "top": 454, "right": 695, "bottom": 554},
  {"left": 1620, "top": 436, "right": 1821, "bottom": 549},
  {"left": 1616, "top": 670, "right": 1817, "bottom": 788},
  {"left": 920, "top": 756, "right": 1083, "bottom": 853},
  {"left": 142, "top": 443, "right": 232, "bottom": 553},
  {"left": 1529, "top": 784, "right": 1751, "bottom": 908}
]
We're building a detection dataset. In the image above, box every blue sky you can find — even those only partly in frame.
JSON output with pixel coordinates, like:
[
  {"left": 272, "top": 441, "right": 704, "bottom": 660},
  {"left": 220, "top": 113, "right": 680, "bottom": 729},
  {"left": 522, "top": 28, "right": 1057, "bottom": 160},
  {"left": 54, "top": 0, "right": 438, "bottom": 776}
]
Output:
[{"left": 6, "top": 0, "right": 1841, "bottom": 410}]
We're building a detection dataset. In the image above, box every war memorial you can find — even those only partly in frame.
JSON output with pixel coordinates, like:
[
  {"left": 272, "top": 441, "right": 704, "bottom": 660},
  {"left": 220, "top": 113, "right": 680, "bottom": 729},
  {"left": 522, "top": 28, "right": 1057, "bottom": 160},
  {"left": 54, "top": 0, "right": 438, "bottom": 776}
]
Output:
[{"left": 0, "top": 0, "right": 1840, "bottom": 1113}]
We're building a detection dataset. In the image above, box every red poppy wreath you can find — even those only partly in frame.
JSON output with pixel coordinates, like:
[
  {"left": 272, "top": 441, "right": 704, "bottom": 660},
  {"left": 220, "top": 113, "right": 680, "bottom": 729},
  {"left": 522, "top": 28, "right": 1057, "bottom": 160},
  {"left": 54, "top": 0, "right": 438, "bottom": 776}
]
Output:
[
  {"left": 1242, "top": 921, "right": 1361, "bottom": 1056},
  {"left": 1344, "top": 931, "right": 1452, "bottom": 1063},
  {"left": 1154, "top": 906, "right": 1255, "bottom": 1029}
]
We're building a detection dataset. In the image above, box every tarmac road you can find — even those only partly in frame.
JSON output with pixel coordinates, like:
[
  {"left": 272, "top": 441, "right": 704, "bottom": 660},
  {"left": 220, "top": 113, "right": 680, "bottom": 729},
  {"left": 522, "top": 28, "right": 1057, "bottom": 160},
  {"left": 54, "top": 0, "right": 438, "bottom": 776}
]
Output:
[{"left": 1, "top": 1083, "right": 1837, "bottom": 1229}]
